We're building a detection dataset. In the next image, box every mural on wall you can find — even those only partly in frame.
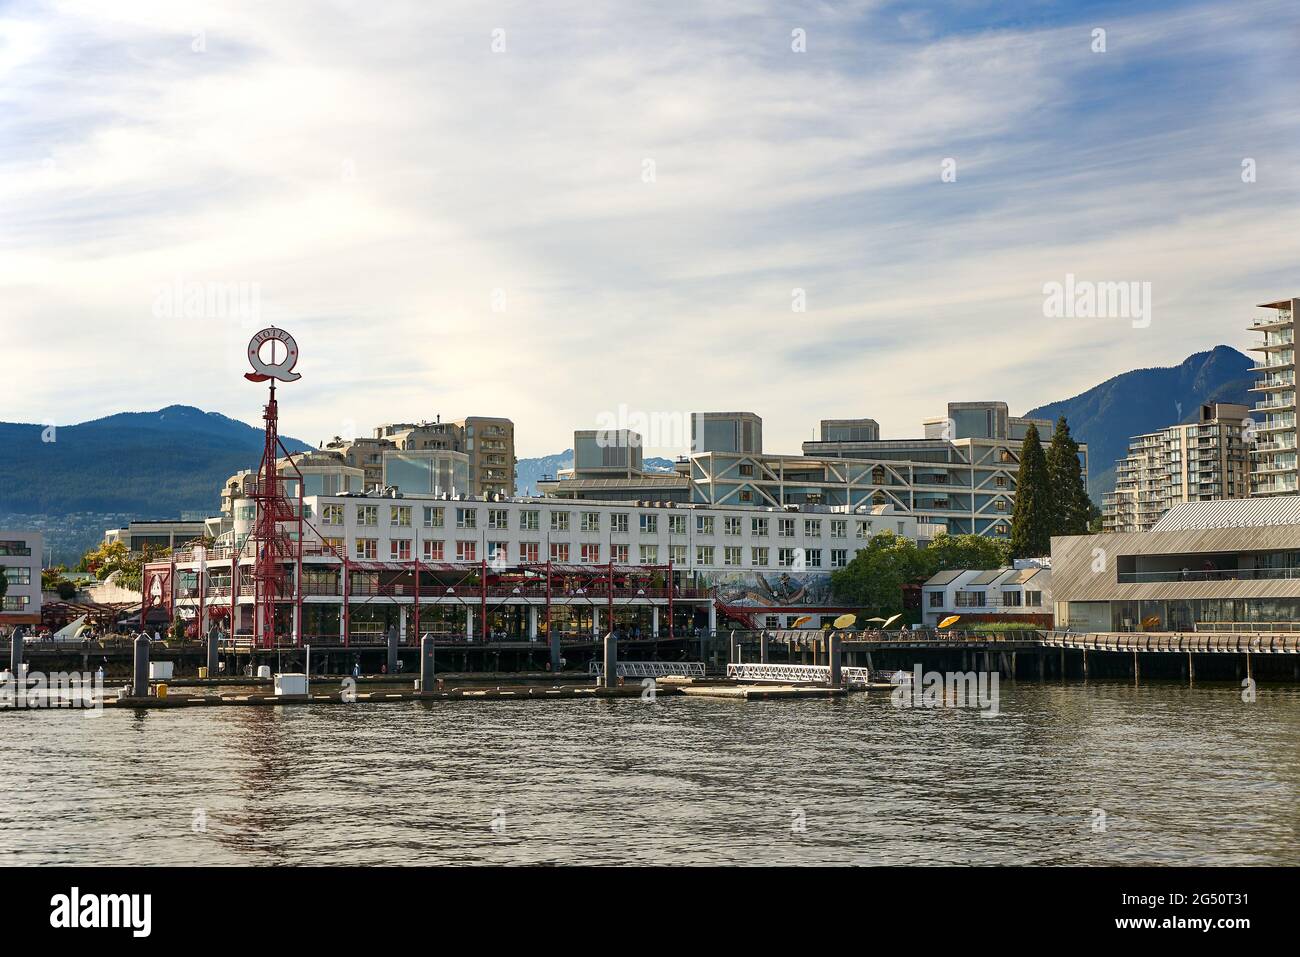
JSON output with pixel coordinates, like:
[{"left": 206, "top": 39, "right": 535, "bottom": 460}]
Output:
[{"left": 704, "top": 571, "right": 836, "bottom": 607}]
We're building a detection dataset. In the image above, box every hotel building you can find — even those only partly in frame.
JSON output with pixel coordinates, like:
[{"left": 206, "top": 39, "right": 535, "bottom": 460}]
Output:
[
  {"left": 1248, "top": 298, "right": 1299, "bottom": 496},
  {"left": 1101, "top": 403, "right": 1250, "bottom": 533}
]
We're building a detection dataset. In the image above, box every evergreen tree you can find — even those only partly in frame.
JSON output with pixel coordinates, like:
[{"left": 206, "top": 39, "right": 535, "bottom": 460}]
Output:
[
  {"left": 1044, "top": 416, "right": 1091, "bottom": 536},
  {"left": 1010, "top": 422, "right": 1053, "bottom": 558}
]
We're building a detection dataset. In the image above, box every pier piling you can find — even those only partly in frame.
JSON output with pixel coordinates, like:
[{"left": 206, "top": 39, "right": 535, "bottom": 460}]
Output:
[
  {"left": 602, "top": 632, "right": 618, "bottom": 687},
  {"left": 9, "top": 626, "right": 23, "bottom": 679},
  {"left": 420, "top": 634, "right": 435, "bottom": 691},
  {"left": 133, "top": 634, "right": 151, "bottom": 698},
  {"left": 206, "top": 626, "right": 219, "bottom": 678},
  {"left": 827, "top": 633, "right": 842, "bottom": 688},
  {"left": 760, "top": 631, "right": 770, "bottom": 663},
  {"left": 549, "top": 630, "right": 561, "bottom": 673},
  {"left": 386, "top": 624, "right": 398, "bottom": 675}
]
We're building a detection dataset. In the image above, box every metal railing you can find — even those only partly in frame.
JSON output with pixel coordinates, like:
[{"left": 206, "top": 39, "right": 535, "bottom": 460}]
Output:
[
  {"left": 589, "top": 661, "right": 707, "bottom": 678},
  {"left": 1040, "top": 630, "right": 1300, "bottom": 654}
]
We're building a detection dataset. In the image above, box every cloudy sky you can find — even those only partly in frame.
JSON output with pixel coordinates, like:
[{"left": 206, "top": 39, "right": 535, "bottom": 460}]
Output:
[{"left": 3, "top": 0, "right": 1300, "bottom": 456}]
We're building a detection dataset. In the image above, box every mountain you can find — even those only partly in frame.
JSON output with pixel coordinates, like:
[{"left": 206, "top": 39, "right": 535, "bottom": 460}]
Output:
[
  {"left": 0, "top": 406, "right": 312, "bottom": 561},
  {"left": 1026, "top": 345, "right": 1254, "bottom": 501},
  {"left": 514, "top": 449, "right": 677, "bottom": 496}
]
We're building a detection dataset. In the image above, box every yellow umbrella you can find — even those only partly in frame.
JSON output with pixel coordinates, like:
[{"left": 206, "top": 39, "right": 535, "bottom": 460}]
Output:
[
  {"left": 792, "top": 615, "right": 813, "bottom": 628},
  {"left": 833, "top": 612, "right": 858, "bottom": 629},
  {"left": 938, "top": 615, "right": 960, "bottom": 629},
  {"left": 883, "top": 613, "right": 902, "bottom": 629},
  {"left": 863, "top": 616, "right": 887, "bottom": 624}
]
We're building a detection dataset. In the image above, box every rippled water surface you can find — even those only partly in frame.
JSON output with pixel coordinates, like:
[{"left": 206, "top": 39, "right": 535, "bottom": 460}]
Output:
[{"left": 2, "top": 681, "right": 1298, "bottom": 865}]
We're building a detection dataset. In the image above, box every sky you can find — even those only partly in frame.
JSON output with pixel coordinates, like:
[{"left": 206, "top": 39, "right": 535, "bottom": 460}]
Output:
[{"left": 3, "top": 0, "right": 1300, "bottom": 457}]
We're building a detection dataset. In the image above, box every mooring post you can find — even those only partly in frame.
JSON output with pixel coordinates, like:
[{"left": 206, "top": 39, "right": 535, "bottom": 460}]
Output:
[
  {"left": 602, "top": 631, "right": 618, "bottom": 687},
  {"left": 420, "top": 633, "right": 435, "bottom": 692},
  {"left": 206, "top": 625, "right": 220, "bottom": 678},
  {"left": 1082, "top": 648, "right": 1088, "bottom": 679},
  {"left": 1245, "top": 651, "right": 1253, "bottom": 682},
  {"left": 760, "top": 630, "right": 770, "bottom": 663},
  {"left": 1188, "top": 652, "right": 1195, "bottom": 686},
  {"left": 386, "top": 623, "right": 398, "bottom": 675},
  {"left": 133, "top": 633, "right": 151, "bottom": 698},
  {"left": 729, "top": 631, "right": 739, "bottom": 665},
  {"left": 9, "top": 626, "right": 24, "bottom": 681},
  {"left": 828, "top": 632, "right": 842, "bottom": 688},
  {"left": 1133, "top": 650, "right": 1140, "bottom": 683},
  {"left": 549, "top": 629, "right": 561, "bottom": 673}
]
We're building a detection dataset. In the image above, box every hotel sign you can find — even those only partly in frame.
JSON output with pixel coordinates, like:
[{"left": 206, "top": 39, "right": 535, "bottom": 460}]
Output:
[{"left": 244, "top": 327, "right": 302, "bottom": 383}]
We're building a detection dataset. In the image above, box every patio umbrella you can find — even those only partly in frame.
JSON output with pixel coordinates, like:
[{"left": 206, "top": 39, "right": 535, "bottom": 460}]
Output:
[
  {"left": 883, "top": 613, "right": 902, "bottom": 629},
  {"left": 792, "top": 615, "right": 813, "bottom": 627},
  {"left": 938, "top": 615, "right": 960, "bottom": 629},
  {"left": 832, "top": 612, "right": 857, "bottom": 629}
]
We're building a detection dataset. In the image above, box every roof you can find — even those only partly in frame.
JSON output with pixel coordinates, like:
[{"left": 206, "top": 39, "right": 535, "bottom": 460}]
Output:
[
  {"left": 967, "top": 569, "right": 1006, "bottom": 586},
  {"left": 923, "top": 570, "right": 965, "bottom": 587},
  {"left": 1151, "top": 497, "right": 1300, "bottom": 532}
]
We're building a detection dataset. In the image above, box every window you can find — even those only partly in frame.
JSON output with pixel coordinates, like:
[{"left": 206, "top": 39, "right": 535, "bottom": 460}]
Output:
[
  {"left": 831, "top": 549, "right": 847, "bottom": 568},
  {"left": 456, "top": 540, "right": 477, "bottom": 562},
  {"left": 488, "top": 509, "right": 509, "bottom": 529},
  {"left": 696, "top": 515, "right": 714, "bottom": 535},
  {"left": 751, "top": 546, "right": 769, "bottom": 566},
  {"left": 520, "top": 510, "right": 539, "bottom": 531},
  {"left": 804, "top": 519, "right": 821, "bottom": 537},
  {"left": 390, "top": 505, "right": 411, "bottom": 527},
  {"left": 739, "top": 464, "right": 754, "bottom": 476},
  {"left": 806, "top": 549, "right": 822, "bottom": 568},
  {"left": 580, "top": 543, "right": 601, "bottom": 563},
  {"left": 611, "top": 513, "right": 629, "bottom": 533},
  {"left": 612, "top": 544, "right": 629, "bottom": 563},
  {"left": 856, "top": 520, "right": 872, "bottom": 539},
  {"left": 2, "top": 596, "right": 29, "bottom": 611},
  {"left": 423, "top": 507, "right": 444, "bottom": 528},
  {"left": 355, "top": 538, "right": 377, "bottom": 560},
  {"left": 322, "top": 504, "right": 344, "bottom": 525},
  {"left": 778, "top": 518, "right": 795, "bottom": 538},
  {"left": 764, "top": 615, "right": 779, "bottom": 628},
  {"left": 488, "top": 541, "right": 508, "bottom": 563},
  {"left": 696, "top": 546, "right": 715, "bottom": 566},
  {"left": 639, "top": 544, "right": 658, "bottom": 564},
  {"left": 928, "top": 591, "right": 944, "bottom": 607},
  {"left": 519, "top": 542, "right": 539, "bottom": 562},
  {"left": 724, "top": 546, "right": 742, "bottom": 567},
  {"left": 670, "top": 544, "right": 687, "bottom": 565},
  {"left": 1002, "top": 590, "right": 1023, "bottom": 606},
  {"left": 550, "top": 542, "right": 570, "bottom": 562},
  {"left": 830, "top": 520, "right": 846, "bottom": 538},
  {"left": 456, "top": 508, "right": 477, "bottom": 529},
  {"left": 2, "top": 567, "right": 31, "bottom": 585},
  {"left": 390, "top": 539, "right": 411, "bottom": 560},
  {"left": 357, "top": 505, "right": 378, "bottom": 526},
  {"left": 724, "top": 516, "right": 742, "bottom": 536},
  {"left": 423, "top": 540, "right": 444, "bottom": 561},
  {"left": 322, "top": 536, "right": 344, "bottom": 554},
  {"left": 995, "top": 500, "right": 1007, "bottom": 512},
  {"left": 640, "top": 514, "right": 658, "bottom": 534},
  {"left": 1025, "top": 590, "right": 1043, "bottom": 607},
  {"left": 995, "top": 476, "right": 1008, "bottom": 488},
  {"left": 581, "top": 511, "right": 601, "bottom": 532},
  {"left": 550, "top": 511, "right": 570, "bottom": 532},
  {"left": 778, "top": 548, "right": 797, "bottom": 567},
  {"left": 955, "top": 591, "right": 985, "bottom": 608},
  {"left": 751, "top": 517, "right": 769, "bottom": 536},
  {"left": 739, "top": 491, "right": 753, "bottom": 503}
]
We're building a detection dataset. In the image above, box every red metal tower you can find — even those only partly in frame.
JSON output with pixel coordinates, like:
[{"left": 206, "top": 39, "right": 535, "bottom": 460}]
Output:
[{"left": 244, "top": 328, "right": 304, "bottom": 649}]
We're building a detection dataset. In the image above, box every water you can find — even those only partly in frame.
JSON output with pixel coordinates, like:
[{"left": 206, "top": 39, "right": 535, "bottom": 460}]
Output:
[{"left": 2, "top": 681, "right": 1297, "bottom": 865}]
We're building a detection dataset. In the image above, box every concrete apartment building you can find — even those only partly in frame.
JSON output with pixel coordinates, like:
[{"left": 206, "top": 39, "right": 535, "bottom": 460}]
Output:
[
  {"left": 375, "top": 416, "right": 516, "bottom": 497},
  {"left": 1248, "top": 298, "right": 1298, "bottom": 496},
  {"left": 1101, "top": 403, "right": 1250, "bottom": 533},
  {"left": 0, "top": 532, "right": 44, "bottom": 628}
]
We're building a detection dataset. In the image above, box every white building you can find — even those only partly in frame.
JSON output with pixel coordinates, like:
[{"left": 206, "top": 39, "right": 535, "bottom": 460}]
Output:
[
  {"left": 920, "top": 560, "right": 1052, "bottom": 627},
  {"left": 0, "top": 532, "right": 44, "bottom": 629}
]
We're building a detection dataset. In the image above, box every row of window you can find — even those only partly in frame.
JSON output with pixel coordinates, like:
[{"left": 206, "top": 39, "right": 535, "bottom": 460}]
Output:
[
  {"left": 308, "top": 503, "right": 903, "bottom": 538},
  {"left": 934, "top": 589, "right": 1044, "bottom": 608},
  {"left": 2, "top": 596, "right": 29, "bottom": 611},
  {"left": 0, "top": 567, "right": 32, "bottom": 585},
  {"left": 331, "top": 536, "right": 854, "bottom": 568}
]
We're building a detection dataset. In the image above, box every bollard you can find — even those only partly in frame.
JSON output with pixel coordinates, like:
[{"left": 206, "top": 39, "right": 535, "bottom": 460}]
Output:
[
  {"left": 828, "top": 632, "right": 842, "bottom": 688},
  {"left": 206, "top": 626, "right": 220, "bottom": 679},
  {"left": 549, "top": 630, "right": 561, "bottom": 673},
  {"left": 420, "top": 634, "right": 436, "bottom": 692},
  {"left": 133, "top": 634, "right": 151, "bottom": 698},
  {"left": 760, "top": 630, "right": 769, "bottom": 664},
  {"left": 602, "top": 631, "right": 617, "bottom": 688},
  {"left": 9, "top": 626, "right": 24, "bottom": 681},
  {"left": 387, "top": 624, "right": 399, "bottom": 675}
]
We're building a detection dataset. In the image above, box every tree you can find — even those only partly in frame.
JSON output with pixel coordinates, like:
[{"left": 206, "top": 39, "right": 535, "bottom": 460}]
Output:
[
  {"left": 1010, "top": 422, "right": 1053, "bottom": 558},
  {"left": 830, "top": 531, "right": 929, "bottom": 615},
  {"left": 1045, "top": 416, "right": 1091, "bottom": 536},
  {"left": 924, "top": 532, "right": 1011, "bottom": 573},
  {"left": 0, "top": 566, "right": 7, "bottom": 603}
]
